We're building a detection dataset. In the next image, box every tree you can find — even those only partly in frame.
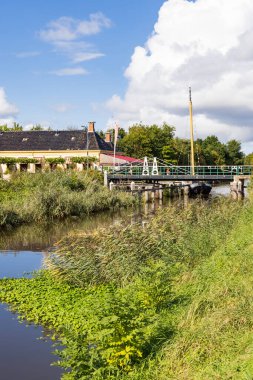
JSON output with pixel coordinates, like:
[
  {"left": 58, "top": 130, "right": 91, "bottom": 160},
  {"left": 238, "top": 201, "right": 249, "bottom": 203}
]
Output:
[
  {"left": 200, "top": 135, "right": 226, "bottom": 165},
  {"left": 173, "top": 138, "right": 191, "bottom": 165},
  {"left": 118, "top": 123, "right": 175, "bottom": 159},
  {"left": 225, "top": 140, "right": 244, "bottom": 165},
  {"left": 30, "top": 124, "right": 44, "bottom": 131},
  {"left": 98, "top": 130, "right": 105, "bottom": 139},
  {"left": 244, "top": 153, "right": 253, "bottom": 165},
  {"left": 0, "top": 122, "right": 23, "bottom": 131}
]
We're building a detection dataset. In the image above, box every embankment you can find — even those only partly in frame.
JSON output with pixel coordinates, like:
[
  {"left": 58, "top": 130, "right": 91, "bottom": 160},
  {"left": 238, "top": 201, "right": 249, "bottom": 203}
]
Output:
[{"left": 0, "top": 195, "right": 252, "bottom": 379}]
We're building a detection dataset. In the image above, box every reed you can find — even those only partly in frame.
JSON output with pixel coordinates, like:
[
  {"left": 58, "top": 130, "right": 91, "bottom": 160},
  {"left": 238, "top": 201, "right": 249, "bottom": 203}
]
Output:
[
  {"left": 0, "top": 194, "right": 251, "bottom": 379},
  {"left": 0, "top": 172, "right": 134, "bottom": 228},
  {"left": 46, "top": 197, "right": 242, "bottom": 287}
]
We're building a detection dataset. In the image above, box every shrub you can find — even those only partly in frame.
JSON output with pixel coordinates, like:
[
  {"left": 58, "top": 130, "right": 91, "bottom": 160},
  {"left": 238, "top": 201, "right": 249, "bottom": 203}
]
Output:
[
  {"left": 45, "top": 158, "right": 65, "bottom": 164},
  {"left": 71, "top": 156, "right": 97, "bottom": 164}
]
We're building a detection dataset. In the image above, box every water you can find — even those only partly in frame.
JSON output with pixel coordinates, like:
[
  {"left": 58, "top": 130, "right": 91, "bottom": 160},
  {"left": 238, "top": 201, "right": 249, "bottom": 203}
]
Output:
[
  {"left": 0, "top": 250, "right": 62, "bottom": 379},
  {"left": 0, "top": 304, "right": 61, "bottom": 380},
  {"left": 0, "top": 251, "right": 43, "bottom": 278},
  {"left": 0, "top": 184, "right": 239, "bottom": 379},
  {"left": 212, "top": 181, "right": 249, "bottom": 197},
  {"left": 0, "top": 207, "right": 144, "bottom": 380}
]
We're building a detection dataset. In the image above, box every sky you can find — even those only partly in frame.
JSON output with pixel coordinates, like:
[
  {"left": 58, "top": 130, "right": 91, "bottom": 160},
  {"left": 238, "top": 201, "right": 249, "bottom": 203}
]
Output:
[{"left": 1, "top": 0, "right": 253, "bottom": 153}]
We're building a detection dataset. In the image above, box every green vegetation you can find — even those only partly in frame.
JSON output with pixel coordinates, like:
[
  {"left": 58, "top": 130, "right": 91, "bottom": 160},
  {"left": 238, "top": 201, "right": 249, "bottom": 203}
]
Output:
[
  {"left": 1, "top": 195, "right": 253, "bottom": 379},
  {"left": 0, "top": 121, "right": 246, "bottom": 165},
  {"left": 71, "top": 156, "right": 97, "bottom": 164},
  {"left": 117, "top": 123, "right": 244, "bottom": 165},
  {"left": 45, "top": 157, "right": 66, "bottom": 164},
  {"left": 0, "top": 122, "right": 23, "bottom": 131},
  {"left": 0, "top": 171, "right": 134, "bottom": 229},
  {"left": 0, "top": 123, "right": 51, "bottom": 131}
]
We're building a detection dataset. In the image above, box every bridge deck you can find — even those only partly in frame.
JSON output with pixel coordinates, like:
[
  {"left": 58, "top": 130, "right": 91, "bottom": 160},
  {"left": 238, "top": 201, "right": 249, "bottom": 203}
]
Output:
[
  {"left": 107, "top": 174, "right": 250, "bottom": 182},
  {"left": 106, "top": 165, "right": 253, "bottom": 183}
]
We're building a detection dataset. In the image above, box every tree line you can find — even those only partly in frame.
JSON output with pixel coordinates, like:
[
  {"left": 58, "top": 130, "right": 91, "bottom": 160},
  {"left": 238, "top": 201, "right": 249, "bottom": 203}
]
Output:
[
  {"left": 112, "top": 123, "right": 246, "bottom": 166},
  {"left": 1, "top": 122, "right": 251, "bottom": 165}
]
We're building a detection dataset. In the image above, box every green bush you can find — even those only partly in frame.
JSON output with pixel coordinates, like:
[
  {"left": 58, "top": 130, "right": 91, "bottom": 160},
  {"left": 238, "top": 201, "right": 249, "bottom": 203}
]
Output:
[
  {"left": 0, "top": 157, "right": 16, "bottom": 164},
  {"left": 45, "top": 158, "right": 65, "bottom": 164},
  {"left": 16, "top": 158, "right": 39, "bottom": 164},
  {"left": 71, "top": 156, "right": 97, "bottom": 164}
]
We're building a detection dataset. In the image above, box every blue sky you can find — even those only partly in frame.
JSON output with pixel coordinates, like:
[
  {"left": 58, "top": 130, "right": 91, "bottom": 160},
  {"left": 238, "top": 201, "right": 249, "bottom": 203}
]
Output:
[
  {"left": 0, "top": 0, "right": 164, "bottom": 130},
  {"left": 1, "top": 0, "right": 253, "bottom": 153}
]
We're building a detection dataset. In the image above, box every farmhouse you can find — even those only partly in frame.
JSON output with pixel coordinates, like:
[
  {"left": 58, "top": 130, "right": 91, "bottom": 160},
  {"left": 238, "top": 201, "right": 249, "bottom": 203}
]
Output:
[{"left": 0, "top": 122, "right": 140, "bottom": 174}]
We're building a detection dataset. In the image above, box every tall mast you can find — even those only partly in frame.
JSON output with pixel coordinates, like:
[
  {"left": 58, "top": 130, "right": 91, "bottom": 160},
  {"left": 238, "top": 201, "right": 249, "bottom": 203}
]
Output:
[{"left": 189, "top": 87, "right": 195, "bottom": 175}]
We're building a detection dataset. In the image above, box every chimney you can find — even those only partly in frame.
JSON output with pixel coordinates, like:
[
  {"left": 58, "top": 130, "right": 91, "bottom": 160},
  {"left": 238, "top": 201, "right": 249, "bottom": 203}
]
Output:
[
  {"left": 88, "top": 121, "right": 95, "bottom": 132},
  {"left": 105, "top": 131, "right": 111, "bottom": 143}
]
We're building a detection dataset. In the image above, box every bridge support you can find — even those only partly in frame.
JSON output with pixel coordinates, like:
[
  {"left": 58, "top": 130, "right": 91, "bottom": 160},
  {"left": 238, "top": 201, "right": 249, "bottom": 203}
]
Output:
[
  {"left": 144, "top": 187, "right": 150, "bottom": 203},
  {"left": 230, "top": 177, "right": 245, "bottom": 200},
  {"left": 130, "top": 181, "right": 135, "bottom": 192},
  {"left": 159, "top": 185, "right": 163, "bottom": 200},
  {"left": 183, "top": 184, "right": 190, "bottom": 196},
  {"left": 104, "top": 170, "right": 108, "bottom": 187}
]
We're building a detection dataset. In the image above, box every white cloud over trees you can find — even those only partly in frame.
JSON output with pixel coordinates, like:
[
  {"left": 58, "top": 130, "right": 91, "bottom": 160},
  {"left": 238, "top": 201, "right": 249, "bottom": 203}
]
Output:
[{"left": 107, "top": 0, "right": 253, "bottom": 151}]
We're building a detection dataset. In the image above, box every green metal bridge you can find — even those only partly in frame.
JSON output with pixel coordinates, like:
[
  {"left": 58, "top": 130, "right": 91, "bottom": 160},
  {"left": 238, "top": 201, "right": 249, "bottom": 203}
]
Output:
[{"left": 106, "top": 158, "right": 253, "bottom": 183}]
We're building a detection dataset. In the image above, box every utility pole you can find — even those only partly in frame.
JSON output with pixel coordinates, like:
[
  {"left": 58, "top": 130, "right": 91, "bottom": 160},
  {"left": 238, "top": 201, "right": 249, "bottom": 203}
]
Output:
[
  {"left": 189, "top": 87, "right": 195, "bottom": 175},
  {"left": 86, "top": 127, "right": 89, "bottom": 171}
]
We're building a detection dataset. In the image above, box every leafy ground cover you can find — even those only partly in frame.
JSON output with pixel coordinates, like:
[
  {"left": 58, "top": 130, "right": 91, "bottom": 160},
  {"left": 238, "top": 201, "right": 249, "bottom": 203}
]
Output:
[
  {"left": 0, "top": 171, "right": 134, "bottom": 229},
  {"left": 0, "top": 195, "right": 250, "bottom": 379}
]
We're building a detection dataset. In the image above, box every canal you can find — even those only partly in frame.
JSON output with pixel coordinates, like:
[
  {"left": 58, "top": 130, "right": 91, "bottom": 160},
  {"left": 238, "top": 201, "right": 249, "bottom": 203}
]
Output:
[{"left": 0, "top": 183, "right": 237, "bottom": 379}]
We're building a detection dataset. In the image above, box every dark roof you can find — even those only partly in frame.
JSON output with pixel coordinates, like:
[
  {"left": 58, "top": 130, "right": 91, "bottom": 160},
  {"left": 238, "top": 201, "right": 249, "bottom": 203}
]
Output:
[{"left": 0, "top": 130, "right": 114, "bottom": 152}]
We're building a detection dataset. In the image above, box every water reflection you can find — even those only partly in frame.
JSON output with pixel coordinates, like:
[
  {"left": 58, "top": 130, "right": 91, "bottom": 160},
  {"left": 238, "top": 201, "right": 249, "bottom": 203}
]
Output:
[
  {"left": 0, "top": 251, "right": 43, "bottom": 278},
  {"left": 0, "top": 304, "right": 62, "bottom": 380},
  {"left": 0, "top": 209, "right": 133, "bottom": 251},
  {"left": 0, "top": 184, "right": 235, "bottom": 252}
]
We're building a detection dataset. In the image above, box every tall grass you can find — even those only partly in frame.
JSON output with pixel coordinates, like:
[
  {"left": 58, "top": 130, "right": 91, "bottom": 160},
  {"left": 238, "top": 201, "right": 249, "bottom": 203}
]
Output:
[
  {"left": 1, "top": 194, "right": 251, "bottom": 379},
  {"left": 0, "top": 171, "right": 134, "bottom": 228},
  {"left": 46, "top": 197, "right": 242, "bottom": 287}
]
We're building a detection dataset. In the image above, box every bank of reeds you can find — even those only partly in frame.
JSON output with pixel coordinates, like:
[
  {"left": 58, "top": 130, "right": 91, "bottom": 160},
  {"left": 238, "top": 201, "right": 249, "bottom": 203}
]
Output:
[
  {"left": 0, "top": 171, "right": 134, "bottom": 229},
  {"left": 46, "top": 197, "right": 242, "bottom": 287},
  {"left": 1, "top": 195, "right": 252, "bottom": 379}
]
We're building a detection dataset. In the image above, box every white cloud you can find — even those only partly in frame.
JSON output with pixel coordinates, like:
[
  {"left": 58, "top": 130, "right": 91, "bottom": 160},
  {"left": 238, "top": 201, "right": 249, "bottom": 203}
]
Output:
[
  {"left": 52, "top": 103, "right": 76, "bottom": 112},
  {"left": 107, "top": 0, "right": 253, "bottom": 151},
  {"left": 0, "top": 117, "right": 16, "bottom": 127},
  {"left": 72, "top": 52, "right": 104, "bottom": 63},
  {"left": 39, "top": 13, "right": 111, "bottom": 42},
  {"left": 50, "top": 67, "right": 88, "bottom": 76},
  {"left": 39, "top": 13, "right": 110, "bottom": 65},
  {"left": 16, "top": 51, "right": 41, "bottom": 58},
  {"left": 0, "top": 88, "right": 18, "bottom": 117}
]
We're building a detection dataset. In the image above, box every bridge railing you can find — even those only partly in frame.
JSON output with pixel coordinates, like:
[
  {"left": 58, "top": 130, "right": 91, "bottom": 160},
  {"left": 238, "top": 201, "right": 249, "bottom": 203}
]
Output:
[{"left": 106, "top": 165, "right": 253, "bottom": 177}]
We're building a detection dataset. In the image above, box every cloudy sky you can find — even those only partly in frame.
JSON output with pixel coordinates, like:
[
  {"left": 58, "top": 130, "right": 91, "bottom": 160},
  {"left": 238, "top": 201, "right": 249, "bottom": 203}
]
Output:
[{"left": 1, "top": 0, "right": 253, "bottom": 152}]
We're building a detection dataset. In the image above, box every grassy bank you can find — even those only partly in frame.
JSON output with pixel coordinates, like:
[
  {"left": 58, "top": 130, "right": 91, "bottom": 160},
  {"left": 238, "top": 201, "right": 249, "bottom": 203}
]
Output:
[
  {"left": 0, "top": 171, "right": 134, "bottom": 229},
  {"left": 1, "top": 195, "right": 251, "bottom": 379}
]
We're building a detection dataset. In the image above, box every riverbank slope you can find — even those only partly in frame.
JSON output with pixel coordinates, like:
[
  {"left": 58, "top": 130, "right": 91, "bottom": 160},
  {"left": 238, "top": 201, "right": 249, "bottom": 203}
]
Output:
[{"left": 0, "top": 195, "right": 252, "bottom": 379}]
